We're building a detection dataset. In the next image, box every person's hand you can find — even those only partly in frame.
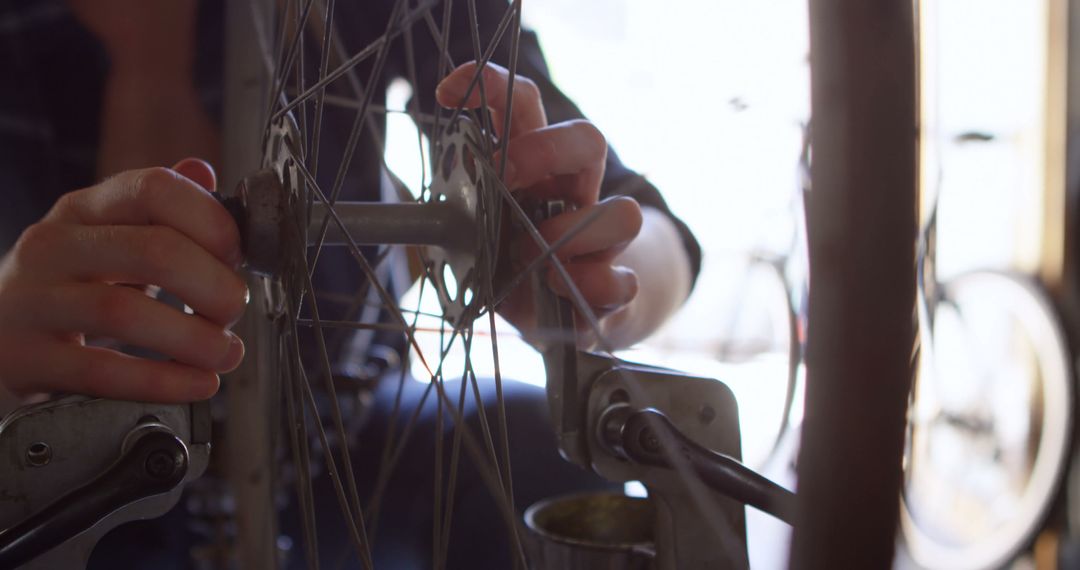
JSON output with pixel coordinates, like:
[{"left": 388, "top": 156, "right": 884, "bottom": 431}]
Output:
[
  {"left": 0, "top": 159, "right": 247, "bottom": 403},
  {"left": 435, "top": 63, "right": 643, "bottom": 347}
]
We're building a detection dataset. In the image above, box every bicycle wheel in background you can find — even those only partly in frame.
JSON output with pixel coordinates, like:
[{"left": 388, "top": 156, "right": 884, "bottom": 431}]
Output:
[{"left": 901, "top": 271, "right": 1073, "bottom": 570}]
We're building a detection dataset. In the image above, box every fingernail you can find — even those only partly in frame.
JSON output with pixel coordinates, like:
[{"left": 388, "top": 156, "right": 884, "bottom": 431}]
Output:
[
  {"left": 435, "top": 79, "right": 457, "bottom": 105},
  {"left": 436, "top": 74, "right": 471, "bottom": 107},
  {"left": 617, "top": 266, "right": 640, "bottom": 299},
  {"left": 230, "top": 248, "right": 245, "bottom": 269},
  {"left": 219, "top": 332, "right": 245, "bottom": 371},
  {"left": 190, "top": 374, "right": 222, "bottom": 401}
]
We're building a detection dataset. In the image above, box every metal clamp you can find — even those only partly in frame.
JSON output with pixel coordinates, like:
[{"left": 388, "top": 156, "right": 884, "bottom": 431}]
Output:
[{"left": 0, "top": 398, "right": 210, "bottom": 568}]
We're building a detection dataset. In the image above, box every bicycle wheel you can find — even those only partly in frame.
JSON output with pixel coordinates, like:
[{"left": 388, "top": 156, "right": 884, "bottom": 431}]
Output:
[
  {"left": 220, "top": 1, "right": 622, "bottom": 568},
  {"left": 901, "top": 270, "right": 1073, "bottom": 569}
]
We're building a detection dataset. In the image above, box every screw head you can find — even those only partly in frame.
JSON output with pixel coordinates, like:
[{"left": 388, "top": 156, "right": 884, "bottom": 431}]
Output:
[
  {"left": 639, "top": 428, "right": 662, "bottom": 454},
  {"left": 698, "top": 404, "right": 716, "bottom": 425},
  {"left": 145, "top": 450, "right": 179, "bottom": 480}
]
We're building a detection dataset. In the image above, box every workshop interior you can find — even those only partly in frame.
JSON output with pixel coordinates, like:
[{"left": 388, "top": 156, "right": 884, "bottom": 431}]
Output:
[{"left": 3, "top": 0, "right": 1080, "bottom": 568}]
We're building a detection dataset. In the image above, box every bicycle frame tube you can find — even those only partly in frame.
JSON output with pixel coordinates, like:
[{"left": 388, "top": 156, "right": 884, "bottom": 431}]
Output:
[{"left": 223, "top": 1, "right": 279, "bottom": 569}]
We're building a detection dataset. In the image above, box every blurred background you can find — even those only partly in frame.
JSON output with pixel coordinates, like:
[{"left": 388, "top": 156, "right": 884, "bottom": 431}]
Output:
[{"left": 384, "top": 1, "right": 1074, "bottom": 568}]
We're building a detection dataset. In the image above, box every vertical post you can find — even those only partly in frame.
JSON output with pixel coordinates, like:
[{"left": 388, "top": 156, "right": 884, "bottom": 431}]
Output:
[
  {"left": 1063, "top": 0, "right": 1080, "bottom": 555},
  {"left": 223, "top": 1, "right": 280, "bottom": 569},
  {"left": 792, "top": 2, "right": 918, "bottom": 569}
]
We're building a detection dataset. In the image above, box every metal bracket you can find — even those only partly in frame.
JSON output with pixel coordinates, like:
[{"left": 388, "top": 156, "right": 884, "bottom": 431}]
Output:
[
  {"left": 0, "top": 397, "right": 210, "bottom": 568},
  {"left": 531, "top": 199, "right": 751, "bottom": 568},
  {"left": 540, "top": 349, "right": 750, "bottom": 570}
]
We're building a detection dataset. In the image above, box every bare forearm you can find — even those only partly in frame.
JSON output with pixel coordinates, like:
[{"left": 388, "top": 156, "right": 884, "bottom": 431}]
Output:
[
  {"left": 84, "top": 0, "right": 219, "bottom": 177},
  {"left": 98, "top": 73, "right": 220, "bottom": 176}
]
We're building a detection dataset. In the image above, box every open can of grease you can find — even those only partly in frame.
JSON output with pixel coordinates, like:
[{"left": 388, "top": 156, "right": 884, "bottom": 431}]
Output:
[{"left": 524, "top": 492, "right": 656, "bottom": 569}]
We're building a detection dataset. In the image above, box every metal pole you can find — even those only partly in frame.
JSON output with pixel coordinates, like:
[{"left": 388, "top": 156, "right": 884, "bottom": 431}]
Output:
[
  {"left": 309, "top": 201, "right": 472, "bottom": 249},
  {"left": 223, "top": 1, "right": 280, "bottom": 568}
]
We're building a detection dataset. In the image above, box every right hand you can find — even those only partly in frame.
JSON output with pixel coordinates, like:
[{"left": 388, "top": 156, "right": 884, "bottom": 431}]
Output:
[{"left": 0, "top": 159, "right": 247, "bottom": 403}]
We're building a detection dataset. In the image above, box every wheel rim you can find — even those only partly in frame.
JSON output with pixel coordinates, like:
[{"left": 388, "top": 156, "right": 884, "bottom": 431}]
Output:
[{"left": 902, "top": 271, "right": 1073, "bottom": 570}]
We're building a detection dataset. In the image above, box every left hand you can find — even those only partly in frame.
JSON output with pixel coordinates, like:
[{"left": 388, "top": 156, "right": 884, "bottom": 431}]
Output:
[{"left": 435, "top": 62, "right": 643, "bottom": 347}]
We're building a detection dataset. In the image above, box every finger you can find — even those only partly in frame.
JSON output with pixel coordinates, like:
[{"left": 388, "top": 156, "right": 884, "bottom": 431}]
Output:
[
  {"left": 497, "top": 120, "right": 607, "bottom": 202},
  {"left": 547, "top": 262, "right": 639, "bottom": 314},
  {"left": 34, "top": 283, "right": 244, "bottom": 373},
  {"left": 18, "top": 223, "right": 247, "bottom": 326},
  {"left": 522, "top": 197, "right": 643, "bottom": 262},
  {"left": 172, "top": 157, "right": 217, "bottom": 193},
  {"left": 435, "top": 61, "right": 547, "bottom": 137},
  {"left": 0, "top": 337, "right": 220, "bottom": 403},
  {"left": 47, "top": 165, "right": 242, "bottom": 268}
]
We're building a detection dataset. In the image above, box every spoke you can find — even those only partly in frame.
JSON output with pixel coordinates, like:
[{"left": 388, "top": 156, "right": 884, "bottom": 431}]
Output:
[
  {"left": 267, "top": 0, "right": 296, "bottom": 116},
  {"left": 273, "top": 0, "right": 442, "bottom": 121},
  {"left": 429, "top": 0, "right": 455, "bottom": 155},
  {"left": 435, "top": 333, "right": 473, "bottom": 569},
  {"left": 365, "top": 379, "right": 435, "bottom": 546},
  {"left": 294, "top": 319, "right": 410, "bottom": 332},
  {"left": 297, "top": 160, "right": 438, "bottom": 376},
  {"left": 295, "top": 0, "right": 310, "bottom": 161},
  {"left": 465, "top": 0, "right": 496, "bottom": 157},
  {"left": 403, "top": 0, "right": 432, "bottom": 202},
  {"left": 266, "top": 0, "right": 317, "bottom": 136},
  {"left": 308, "top": 0, "right": 338, "bottom": 178},
  {"left": 246, "top": 0, "right": 280, "bottom": 80},
  {"left": 292, "top": 220, "right": 377, "bottom": 570},
  {"left": 365, "top": 314, "right": 507, "bottom": 543},
  {"left": 431, "top": 334, "right": 447, "bottom": 570},
  {"left": 365, "top": 276, "right": 429, "bottom": 547},
  {"left": 307, "top": 0, "right": 409, "bottom": 270},
  {"left": 489, "top": 202, "right": 606, "bottom": 311},
  {"left": 473, "top": 0, "right": 523, "bottom": 539},
  {"left": 288, "top": 157, "right": 435, "bottom": 349},
  {"left": 496, "top": 0, "right": 523, "bottom": 181},
  {"left": 422, "top": 7, "right": 458, "bottom": 73},
  {"left": 259, "top": 2, "right": 545, "bottom": 567},
  {"left": 286, "top": 300, "right": 373, "bottom": 569},
  {"left": 476, "top": 157, "right": 616, "bottom": 353},
  {"left": 441, "top": 4, "right": 517, "bottom": 134},
  {"left": 283, "top": 328, "right": 320, "bottom": 570},
  {"left": 424, "top": 354, "right": 529, "bottom": 569},
  {"left": 365, "top": 301, "right": 527, "bottom": 567},
  {"left": 315, "top": 0, "right": 414, "bottom": 260},
  {"left": 437, "top": 328, "right": 519, "bottom": 565},
  {"left": 286, "top": 91, "right": 438, "bottom": 125}
]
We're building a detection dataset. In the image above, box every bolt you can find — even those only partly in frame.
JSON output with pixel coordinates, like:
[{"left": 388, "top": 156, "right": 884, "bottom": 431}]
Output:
[
  {"left": 145, "top": 450, "right": 179, "bottom": 480},
  {"left": 26, "top": 442, "right": 51, "bottom": 467},
  {"left": 638, "top": 427, "right": 662, "bottom": 454},
  {"left": 698, "top": 404, "right": 716, "bottom": 425}
]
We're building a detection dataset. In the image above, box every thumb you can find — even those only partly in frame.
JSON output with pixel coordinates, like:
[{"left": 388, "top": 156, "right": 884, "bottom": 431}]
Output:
[{"left": 172, "top": 157, "right": 217, "bottom": 193}]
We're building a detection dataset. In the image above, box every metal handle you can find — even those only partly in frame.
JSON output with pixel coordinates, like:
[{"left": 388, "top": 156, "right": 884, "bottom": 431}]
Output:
[
  {"left": 0, "top": 429, "right": 189, "bottom": 568},
  {"left": 601, "top": 406, "right": 796, "bottom": 524}
]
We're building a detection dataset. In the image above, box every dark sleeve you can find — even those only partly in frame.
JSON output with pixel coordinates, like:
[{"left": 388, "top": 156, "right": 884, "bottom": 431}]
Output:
[{"left": 396, "top": 7, "right": 703, "bottom": 288}]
